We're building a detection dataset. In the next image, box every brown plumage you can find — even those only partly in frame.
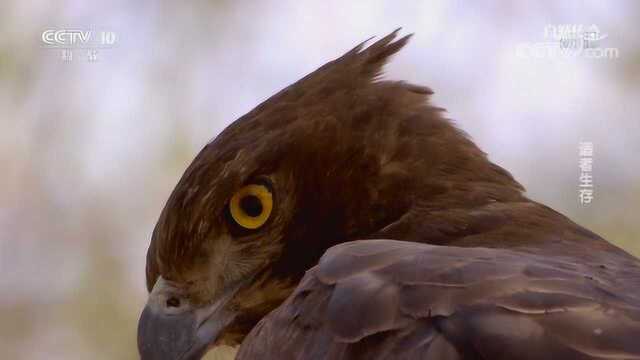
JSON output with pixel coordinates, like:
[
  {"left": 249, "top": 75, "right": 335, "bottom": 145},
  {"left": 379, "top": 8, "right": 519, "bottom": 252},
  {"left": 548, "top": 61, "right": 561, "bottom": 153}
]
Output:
[
  {"left": 138, "top": 30, "right": 640, "bottom": 360},
  {"left": 239, "top": 240, "right": 640, "bottom": 359}
]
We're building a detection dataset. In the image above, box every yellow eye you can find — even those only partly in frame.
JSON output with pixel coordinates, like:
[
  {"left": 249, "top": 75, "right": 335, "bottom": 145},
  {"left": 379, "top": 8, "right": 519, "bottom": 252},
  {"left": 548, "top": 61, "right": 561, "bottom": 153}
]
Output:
[{"left": 229, "top": 184, "right": 273, "bottom": 229}]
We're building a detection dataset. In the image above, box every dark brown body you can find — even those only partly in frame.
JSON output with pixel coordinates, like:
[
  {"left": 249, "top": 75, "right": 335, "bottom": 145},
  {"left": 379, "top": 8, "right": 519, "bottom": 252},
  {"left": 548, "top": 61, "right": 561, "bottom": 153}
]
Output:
[
  {"left": 238, "top": 202, "right": 640, "bottom": 359},
  {"left": 139, "top": 30, "right": 640, "bottom": 360}
]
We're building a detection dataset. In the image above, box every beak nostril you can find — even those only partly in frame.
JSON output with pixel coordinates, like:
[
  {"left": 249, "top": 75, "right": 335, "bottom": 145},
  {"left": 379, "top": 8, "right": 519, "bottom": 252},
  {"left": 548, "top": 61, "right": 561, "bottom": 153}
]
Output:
[{"left": 166, "top": 297, "right": 181, "bottom": 308}]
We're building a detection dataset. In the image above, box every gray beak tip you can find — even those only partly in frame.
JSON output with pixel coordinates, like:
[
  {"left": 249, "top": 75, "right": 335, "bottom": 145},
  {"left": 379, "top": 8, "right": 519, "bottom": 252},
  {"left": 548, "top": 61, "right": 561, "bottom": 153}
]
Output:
[
  {"left": 137, "top": 277, "right": 243, "bottom": 359},
  {"left": 137, "top": 304, "right": 207, "bottom": 360}
]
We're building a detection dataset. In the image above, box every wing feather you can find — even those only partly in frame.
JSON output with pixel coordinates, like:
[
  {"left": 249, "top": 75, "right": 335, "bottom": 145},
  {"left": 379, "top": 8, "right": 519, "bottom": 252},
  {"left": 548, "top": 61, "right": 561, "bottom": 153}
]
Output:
[{"left": 238, "top": 240, "right": 640, "bottom": 359}]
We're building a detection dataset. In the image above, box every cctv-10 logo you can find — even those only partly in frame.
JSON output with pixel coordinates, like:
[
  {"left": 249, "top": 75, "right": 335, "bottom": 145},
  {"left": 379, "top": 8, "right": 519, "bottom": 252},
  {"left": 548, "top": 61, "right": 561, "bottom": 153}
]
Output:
[{"left": 41, "top": 29, "right": 117, "bottom": 48}]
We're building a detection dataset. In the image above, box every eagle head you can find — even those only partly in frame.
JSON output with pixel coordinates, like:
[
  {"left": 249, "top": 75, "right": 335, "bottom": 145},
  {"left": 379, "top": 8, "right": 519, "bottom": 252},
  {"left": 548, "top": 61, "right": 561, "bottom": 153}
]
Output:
[{"left": 137, "top": 29, "right": 523, "bottom": 359}]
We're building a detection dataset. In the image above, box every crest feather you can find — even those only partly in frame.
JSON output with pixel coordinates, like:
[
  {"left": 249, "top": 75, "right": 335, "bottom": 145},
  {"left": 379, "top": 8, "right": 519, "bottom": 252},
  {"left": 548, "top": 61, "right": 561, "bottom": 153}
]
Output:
[{"left": 340, "top": 28, "right": 413, "bottom": 80}]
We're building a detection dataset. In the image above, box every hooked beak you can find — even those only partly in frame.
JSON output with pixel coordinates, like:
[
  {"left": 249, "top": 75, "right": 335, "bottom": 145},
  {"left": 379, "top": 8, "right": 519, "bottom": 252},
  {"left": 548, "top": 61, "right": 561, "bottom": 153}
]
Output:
[{"left": 137, "top": 277, "right": 241, "bottom": 360}]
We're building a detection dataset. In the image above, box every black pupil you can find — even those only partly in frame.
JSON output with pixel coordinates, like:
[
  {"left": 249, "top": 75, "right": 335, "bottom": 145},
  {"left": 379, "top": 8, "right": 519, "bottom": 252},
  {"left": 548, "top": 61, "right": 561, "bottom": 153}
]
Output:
[{"left": 240, "top": 195, "right": 263, "bottom": 217}]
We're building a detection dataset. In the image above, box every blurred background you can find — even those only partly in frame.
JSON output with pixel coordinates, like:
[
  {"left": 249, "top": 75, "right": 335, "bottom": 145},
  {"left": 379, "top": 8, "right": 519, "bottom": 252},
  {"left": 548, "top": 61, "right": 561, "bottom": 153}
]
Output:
[{"left": 1, "top": 1, "right": 638, "bottom": 359}]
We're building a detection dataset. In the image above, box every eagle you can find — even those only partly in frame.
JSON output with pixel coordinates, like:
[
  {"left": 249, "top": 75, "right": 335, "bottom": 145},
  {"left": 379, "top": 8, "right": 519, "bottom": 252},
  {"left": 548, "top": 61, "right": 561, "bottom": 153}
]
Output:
[{"left": 137, "top": 30, "right": 640, "bottom": 360}]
